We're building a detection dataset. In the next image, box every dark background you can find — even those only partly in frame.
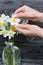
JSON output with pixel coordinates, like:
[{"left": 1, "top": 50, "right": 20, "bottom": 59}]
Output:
[{"left": 0, "top": 0, "right": 43, "bottom": 60}]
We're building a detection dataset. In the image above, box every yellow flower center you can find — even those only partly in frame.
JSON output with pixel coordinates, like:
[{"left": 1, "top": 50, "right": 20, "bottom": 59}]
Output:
[
  {"left": 10, "top": 26, "right": 16, "bottom": 31},
  {"left": 0, "top": 20, "right": 3, "bottom": 27},
  {"left": 12, "top": 18, "right": 16, "bottom": 23},
  {"left": 2, "top": 30, "right": 6, "bottom": 35}
]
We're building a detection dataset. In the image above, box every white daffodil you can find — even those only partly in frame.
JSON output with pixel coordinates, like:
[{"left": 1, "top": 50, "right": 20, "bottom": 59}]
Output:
[
  {"left": 10, "top": 16, "right": 21, "bottom": 25},
  {"left": 1, "top": 29, "right": 7, "bottom": 36},
  {"left": 0, "top": 28, "right": 7, "bottom": 36},
  {"left": 12, "top": 14, "right": 21, "bottom": 23},
  {"left": 11, "top": 18, "right": 20, "bottom": 25},
  {"left": 10, "top": 25, "right": 16, "bottom": 32},
  {"left": 7, "top": 30, "right": 16, "bottom": 39},
  {"left": 1, "top": 14, "right": 7, "bottom": 21},
  {"left": 1, "top": 14, "right": 8, "bottom": 27}
]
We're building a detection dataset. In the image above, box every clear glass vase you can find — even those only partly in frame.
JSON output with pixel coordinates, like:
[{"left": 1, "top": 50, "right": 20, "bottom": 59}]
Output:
[{"left": 2, "top": 42, "right": 21, "bottom": 65}]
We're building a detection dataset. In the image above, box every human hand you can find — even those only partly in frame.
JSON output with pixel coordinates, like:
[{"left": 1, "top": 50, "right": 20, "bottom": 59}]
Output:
[
  {"left": 14, "top": 24, "right": 43, "bottom": 38},
  {"left": 14, "top": 5, "right": 41, "bottom": 22}
]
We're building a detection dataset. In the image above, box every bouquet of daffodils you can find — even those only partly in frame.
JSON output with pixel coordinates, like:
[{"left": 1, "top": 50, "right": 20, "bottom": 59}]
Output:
[
  {"left": 1, "top": 14, "right": 21, "bottom": 65},
  {"left": 0, "top": 14, "right": 21, "bottom": 40}
]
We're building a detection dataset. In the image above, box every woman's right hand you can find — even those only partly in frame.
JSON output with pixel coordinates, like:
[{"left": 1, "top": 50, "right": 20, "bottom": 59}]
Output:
[{"left": 14, "top": 5, "right": 41, "bottom": 22}]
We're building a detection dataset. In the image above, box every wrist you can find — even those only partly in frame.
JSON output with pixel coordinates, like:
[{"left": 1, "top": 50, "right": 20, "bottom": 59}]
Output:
[
  {"left": 36, "top": 12, "right": 43, "bottom": 22},
  {"left": 36, "top": 27, "right": 43, "bottom": 38}
]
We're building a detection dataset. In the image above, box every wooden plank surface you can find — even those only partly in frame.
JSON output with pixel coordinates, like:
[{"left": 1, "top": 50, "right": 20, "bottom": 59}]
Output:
[{"left": 0, "top": 0, "right": 43, "bottom": 11}]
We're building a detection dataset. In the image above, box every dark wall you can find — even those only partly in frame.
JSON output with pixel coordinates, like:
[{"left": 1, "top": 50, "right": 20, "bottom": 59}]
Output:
[{"left": 0, "top": 0, "right": 43, "bottom": 59}]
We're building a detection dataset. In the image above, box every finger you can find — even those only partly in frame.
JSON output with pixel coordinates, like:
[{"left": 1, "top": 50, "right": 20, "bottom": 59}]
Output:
[
  {"left": 14, "top": 12, "right": 27, "bottom": 18},
  {"left": 14, "top": 12, "right": 24, "bottom": 18},
  {"left": 14, "top": 24, "right": 30, "bottom": 30},
  {"left": 14, "top": 25, "right": 24, "bottom": 33}
]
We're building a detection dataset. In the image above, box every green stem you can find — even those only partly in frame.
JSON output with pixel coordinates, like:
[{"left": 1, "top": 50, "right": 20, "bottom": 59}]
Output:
[{"left": 6, "top": 46, "right": 13, "bottom": 65}]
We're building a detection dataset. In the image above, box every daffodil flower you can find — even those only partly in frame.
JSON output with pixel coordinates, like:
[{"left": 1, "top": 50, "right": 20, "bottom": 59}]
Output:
[
  {"left": 6, "top": 30, "right": 16, "bottom": 39},
  {"left": 10, "top": 25, "right": 16, "bottom": 32},
  {"left": 10, "top": 14, "right": 21, "bottom": 25}
]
